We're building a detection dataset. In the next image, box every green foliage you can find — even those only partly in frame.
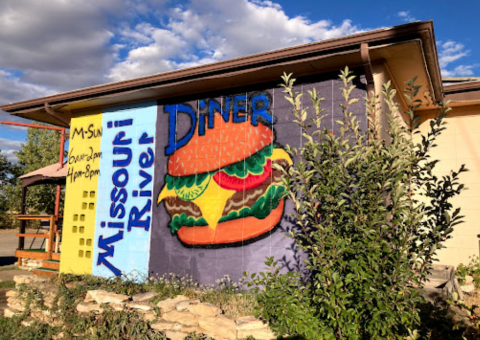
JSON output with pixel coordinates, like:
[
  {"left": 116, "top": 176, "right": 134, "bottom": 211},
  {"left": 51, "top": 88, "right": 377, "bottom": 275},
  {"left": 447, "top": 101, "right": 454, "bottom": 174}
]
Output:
[
  {"left": 0, "top": 281, "right": 15, "bottom": 289},
  {"left": 14, "top": 122, "right": 67, "bottom": 215},
  {"left": 0, "top": 148, "right": 21, "bottom": 229},
  {"left": 183, "top": 332, "right": 214, "bottom": 340},
  {"left": 244, "top": 68, "right": 467, "bottom": 339},
  {"left": 456, "top": 256, "right": 480, "bottom": 287},
  {"left": 0, "top": 316, "right": 57, "bottom": 340},
  {"left": 64, "top": 309, "right": 167, "bottom": 340},
  {"left": 0, "top": 122, "right": 68, "bottom": 229},
  {"left": 222, "top": 144, "right": 272, "bottom": 178}
]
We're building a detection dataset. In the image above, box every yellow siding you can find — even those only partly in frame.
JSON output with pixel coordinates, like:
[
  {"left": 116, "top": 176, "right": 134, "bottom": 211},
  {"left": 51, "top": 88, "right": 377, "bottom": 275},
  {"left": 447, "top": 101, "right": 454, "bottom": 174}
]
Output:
[
  {"left": 60, "top": 112, "right": 102, "bottom": 274},
  {"left": 418, "top": 107, "right": 480, "bottom": 266}
]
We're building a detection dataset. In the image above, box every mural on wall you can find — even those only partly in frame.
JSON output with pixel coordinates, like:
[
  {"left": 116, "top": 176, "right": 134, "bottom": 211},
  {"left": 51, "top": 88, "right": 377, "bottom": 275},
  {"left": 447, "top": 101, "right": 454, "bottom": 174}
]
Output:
[
  {"left": 149, "top": 76, "right": 368, "bottom": 284},
  {"left": 61, "top": 73, "right": 367, "bottom": 282},
  {"left": 156, "top": 94, "right": 293, "bottom": 246}
]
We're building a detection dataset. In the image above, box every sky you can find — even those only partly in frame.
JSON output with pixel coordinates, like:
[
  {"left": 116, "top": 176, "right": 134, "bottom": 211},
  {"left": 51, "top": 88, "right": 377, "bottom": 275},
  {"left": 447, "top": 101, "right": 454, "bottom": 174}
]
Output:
[{"left": 1, "top": 0, "right": 479, "bottom": 163}]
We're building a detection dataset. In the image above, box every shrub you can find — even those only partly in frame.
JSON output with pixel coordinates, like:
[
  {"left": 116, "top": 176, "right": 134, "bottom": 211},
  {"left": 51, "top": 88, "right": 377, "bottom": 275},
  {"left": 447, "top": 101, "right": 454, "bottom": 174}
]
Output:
[
  {"left": 456, "top": 256, "right": 480, "bottom": 287},
  {"left": 245, "top": 68, "right": 466, "bottom": 339}
]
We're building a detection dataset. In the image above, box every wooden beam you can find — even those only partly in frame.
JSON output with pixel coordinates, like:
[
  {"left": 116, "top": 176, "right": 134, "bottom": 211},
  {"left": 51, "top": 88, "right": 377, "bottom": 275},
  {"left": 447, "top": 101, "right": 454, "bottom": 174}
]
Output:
[
  {"left": 16, "top": 234, "right": 49, "bottom": 238},
  {"left": 15, "top": 250, "right": 49, "bottom": 260}
]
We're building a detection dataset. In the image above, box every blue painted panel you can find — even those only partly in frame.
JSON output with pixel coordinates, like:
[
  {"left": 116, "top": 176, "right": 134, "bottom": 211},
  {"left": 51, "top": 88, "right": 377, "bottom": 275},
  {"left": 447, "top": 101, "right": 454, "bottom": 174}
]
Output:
[{"left": 93, "top": 102, "right": 157, "bottom": 278}]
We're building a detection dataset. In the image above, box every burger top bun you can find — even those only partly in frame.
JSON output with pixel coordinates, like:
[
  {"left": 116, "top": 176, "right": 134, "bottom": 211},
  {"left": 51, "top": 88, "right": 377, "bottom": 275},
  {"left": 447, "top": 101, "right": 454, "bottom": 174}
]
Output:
[{"left": 168, "top": 115, "right": 274, "bottom": 176}]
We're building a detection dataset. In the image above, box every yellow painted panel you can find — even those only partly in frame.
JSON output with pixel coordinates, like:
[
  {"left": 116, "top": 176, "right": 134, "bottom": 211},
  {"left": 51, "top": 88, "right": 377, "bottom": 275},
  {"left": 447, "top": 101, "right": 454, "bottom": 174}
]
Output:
[{"left": 60, "top": 111, "right": 102, "bottom": 274}]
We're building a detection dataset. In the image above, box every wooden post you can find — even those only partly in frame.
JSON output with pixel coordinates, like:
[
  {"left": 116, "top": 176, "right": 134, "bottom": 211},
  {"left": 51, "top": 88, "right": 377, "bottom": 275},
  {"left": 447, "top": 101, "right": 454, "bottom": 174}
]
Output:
[
  {"left": 47, "top": 215, "right": 55, "bottom": 260},
  {"left": 18, "top": 187, "right": 27, "bottom": 251}
]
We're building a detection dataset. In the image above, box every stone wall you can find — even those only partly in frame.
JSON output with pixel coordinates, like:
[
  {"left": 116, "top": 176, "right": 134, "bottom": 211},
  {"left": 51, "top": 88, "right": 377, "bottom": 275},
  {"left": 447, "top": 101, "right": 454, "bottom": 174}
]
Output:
[{"left": 4, "top": 275, "right": 275, "bottom": 340}]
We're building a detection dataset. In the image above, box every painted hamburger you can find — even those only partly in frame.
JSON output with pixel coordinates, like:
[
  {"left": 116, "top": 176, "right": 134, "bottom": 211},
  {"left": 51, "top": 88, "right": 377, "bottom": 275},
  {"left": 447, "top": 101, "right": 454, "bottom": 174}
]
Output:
[{"left": 157, "top": 114, "right": 292, "bottom": 246}]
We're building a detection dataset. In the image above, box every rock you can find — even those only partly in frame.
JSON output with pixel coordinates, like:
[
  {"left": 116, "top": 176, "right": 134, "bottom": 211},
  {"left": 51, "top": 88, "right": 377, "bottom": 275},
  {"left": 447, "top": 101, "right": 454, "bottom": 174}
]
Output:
[
  {"left": 162, "top": 310, "right": 200, "bottom": 326},
  {"left": 175, "top": 300, "right": 221, "bottom": 317},
  {"left": 14, "top": 275, "right": 33, "bottom": 285},
  {"left": 7, "top": 297, "right": 21, "bottom": 305},
  {"left": 237, "top": 327, "right": 276, "bottom": 340},
  {"left": 84, "top": 289, "right": 106, "bottom": 302},
  {"left": 65, "top": 282, "right": 83, "bottom": 289},
  {"left": 132, "top": 292, "right": 158, "bottom": 302},
  {"left": 52, "top": 332, "right": 64, "bottom": 340},
  {"left": 4, "top": 308, "right": 19, "bottom": 318},
  {"left": 8, "top": 300, "right": 26, "bottom": 312},
  {"left": 199, "top": 315, "right": 236, "bottom": 340},
  {"left": 126, "top": 301, "right": 153, "bottom": 311},
  {"left": 143, "top": 311, "right": 157, "bottom": 322},
  {"left": 461, "top": 284, "right": 475, "bottom": 293},
  {"left": 156, "top": 295, "right": 190, "bottom": 313},
  {"left": 236, "top": 316, "right": 266, "bottom": 330},
  {"left": 76, "top": 302, "right": 104, "bottom": 314},
  {"left": 466, "top": 275, "right": 474, "bottom": 285},
  {"left": 110, "top": 303, "right": 125, "bottom": 311},
  {"left": 5, "top": 290, "right": 17, "bottom": 298},
  {"left": 14, "top": 275, "right": 47, "bottom": 285},
  {"left": 85, "top": 290, "right": 129, "bottom": 305},
  {"left": 21, "top": 317, "right": 35, "bottom": 327},
  {"left": 151, "top": 320, "right": 180, "bottom": 331},
  {"left": 175, "top": 299, "right": 200, "bottom": 310},
  {"left": 44, "top": 295, "right": 55, "bottom": 309},
  {"left": 165, "top": 330, "right": 189, "bottom": 340}
]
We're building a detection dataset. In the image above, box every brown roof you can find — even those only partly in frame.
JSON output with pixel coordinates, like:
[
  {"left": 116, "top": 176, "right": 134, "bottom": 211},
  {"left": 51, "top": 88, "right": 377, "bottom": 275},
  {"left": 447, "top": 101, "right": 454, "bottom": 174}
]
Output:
[
  {"left": 19, "top": 162, "right": 67, "bottom": 187},
  {"left": 1, "top": 20, "right": 442, "bottom": 125},
  {"left": 444, "top": 81, "right": 480, "bottom": 103}
]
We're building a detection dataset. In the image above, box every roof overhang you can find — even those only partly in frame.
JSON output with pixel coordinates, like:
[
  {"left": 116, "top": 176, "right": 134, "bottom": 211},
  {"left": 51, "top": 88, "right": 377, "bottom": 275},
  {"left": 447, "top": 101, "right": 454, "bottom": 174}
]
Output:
[
  {"left": 19, "top": 162, "right": 67, "bottom": 187},
  {"left": 1, "top": 20, "right": 443, "bottom": 126},
  {"left": 444, "top": 81, "right": 480, "bottom": 106}
]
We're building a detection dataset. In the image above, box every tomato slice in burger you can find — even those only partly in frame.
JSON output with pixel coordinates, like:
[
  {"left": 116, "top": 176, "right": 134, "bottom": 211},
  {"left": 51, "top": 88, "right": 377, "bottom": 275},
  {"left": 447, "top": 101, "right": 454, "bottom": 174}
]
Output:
[{"left": 213, "top": 159, "right": 272, "bottom": 191}]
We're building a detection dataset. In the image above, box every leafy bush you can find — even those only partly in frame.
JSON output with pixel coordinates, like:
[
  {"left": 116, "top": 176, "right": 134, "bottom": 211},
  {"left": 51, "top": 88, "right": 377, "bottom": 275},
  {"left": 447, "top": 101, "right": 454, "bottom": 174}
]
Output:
[
  {"left": 245, "top": 68, "right": 466, "bottom": 339},
  {"left": 0, "top": 316, "right": 57, "bottom": 340},
  {"left": 456, "top": 256, "right": 480, "bottom": 287}
]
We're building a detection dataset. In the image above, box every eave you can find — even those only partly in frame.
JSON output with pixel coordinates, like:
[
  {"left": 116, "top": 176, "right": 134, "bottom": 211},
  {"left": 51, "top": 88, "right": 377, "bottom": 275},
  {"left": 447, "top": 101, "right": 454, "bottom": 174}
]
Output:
[{"left": 1, "top": 20, "right": 443, "bottom": 126}]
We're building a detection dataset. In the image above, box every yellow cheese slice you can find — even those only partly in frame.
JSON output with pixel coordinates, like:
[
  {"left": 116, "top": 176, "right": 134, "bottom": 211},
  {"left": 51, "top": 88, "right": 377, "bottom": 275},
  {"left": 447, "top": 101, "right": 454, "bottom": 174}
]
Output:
[
  {"left": 271, "top": 148, "right": 293, "bottom": 165},
  {"left": 157, "top": 184, "right": 176, "bottom": 204},
  {"left": 190, "top": 180, "right": 235, "bottom": 230},
  {"left": 157, "top": 177, "right": 235, "bottom": 231}
]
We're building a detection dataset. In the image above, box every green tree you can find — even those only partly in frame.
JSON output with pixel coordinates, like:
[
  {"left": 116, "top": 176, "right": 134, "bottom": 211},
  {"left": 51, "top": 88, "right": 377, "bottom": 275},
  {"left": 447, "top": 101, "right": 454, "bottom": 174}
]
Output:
[
  {"left": 0, "top": 149, "right": 22, "bottom": 228},
  {"left": 245, "top": 69, "right": 466, "bottom": 339},
  {"left": 0, "top": 149, "right": 13, "bottom": 226},
  {"left": 11, "top": 122, "right": 66, "bottom": 216}
]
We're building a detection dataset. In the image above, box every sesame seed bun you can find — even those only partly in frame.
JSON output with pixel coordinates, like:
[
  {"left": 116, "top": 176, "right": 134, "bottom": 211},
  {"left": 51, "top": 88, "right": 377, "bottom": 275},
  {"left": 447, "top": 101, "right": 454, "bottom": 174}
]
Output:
[{"left": 168, "top": 115, "right": 273, "bottom": 176}]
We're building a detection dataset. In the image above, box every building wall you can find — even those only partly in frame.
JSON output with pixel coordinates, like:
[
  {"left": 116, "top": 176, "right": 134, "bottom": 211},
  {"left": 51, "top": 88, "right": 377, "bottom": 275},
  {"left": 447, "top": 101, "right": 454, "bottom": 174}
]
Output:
[
  {"left": 60, "top": 72, "right": 367, "bottom": 282},
  {"left": 418, "top": 105, "right": 480, "bottom": 266}
]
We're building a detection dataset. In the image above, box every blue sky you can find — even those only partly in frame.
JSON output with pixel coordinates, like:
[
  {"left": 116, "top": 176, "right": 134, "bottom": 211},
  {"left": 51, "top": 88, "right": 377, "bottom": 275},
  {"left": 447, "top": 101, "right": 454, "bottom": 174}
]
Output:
[{"left": 1, "top": 0, "right": 479, "bottom": 162}]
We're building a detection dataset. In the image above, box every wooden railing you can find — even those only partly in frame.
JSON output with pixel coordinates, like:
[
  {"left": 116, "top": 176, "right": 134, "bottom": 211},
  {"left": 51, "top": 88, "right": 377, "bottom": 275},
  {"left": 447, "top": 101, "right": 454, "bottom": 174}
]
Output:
[{"left": 14, "top": 214, "right": 62, "bottom": 262}]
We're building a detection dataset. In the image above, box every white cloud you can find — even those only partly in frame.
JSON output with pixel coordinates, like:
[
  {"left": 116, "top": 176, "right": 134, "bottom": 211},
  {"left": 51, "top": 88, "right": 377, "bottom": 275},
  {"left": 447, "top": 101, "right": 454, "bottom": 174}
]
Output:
[
  {"left": 438, "top": 40, "right": 478, "bottom": 77},
  {"left": 438, "top": 41, "right": 469, "bottom": 68},
  {"left": 0, "top": 138, "right": 22, "bottom": 163},
  {"left": 0, "top": 149, "right": 18, "bottom": 163},
  {"left": 0, "top": 69, "right": 56, "bottom": 129},
  {"left": 441, "top": 64, "right": 479, "bottom": 77},
  {"left": 0, "top": 138, "right": 22, "bottom": 151},
  {"left": 0, "top": 0, "right": 120, "bottom": 92},
  {"left": 108, "top": 0, "right": 363, "bottom": 81},
  {"left": 397, "top": 11, "right": 416, "bottom": 23}
]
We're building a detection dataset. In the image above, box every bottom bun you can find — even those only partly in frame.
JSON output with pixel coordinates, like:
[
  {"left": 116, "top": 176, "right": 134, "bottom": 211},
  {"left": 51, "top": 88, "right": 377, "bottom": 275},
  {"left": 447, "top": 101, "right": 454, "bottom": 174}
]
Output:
[{"left": 177, "top": 199, "right": 284, "bottom": 246}]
